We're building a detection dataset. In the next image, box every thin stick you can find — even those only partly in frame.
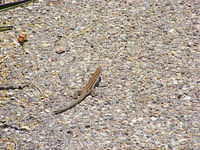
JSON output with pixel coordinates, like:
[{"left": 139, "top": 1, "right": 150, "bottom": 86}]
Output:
[{"left": 0, "top": 0, "right": 35, "bottom": 12}]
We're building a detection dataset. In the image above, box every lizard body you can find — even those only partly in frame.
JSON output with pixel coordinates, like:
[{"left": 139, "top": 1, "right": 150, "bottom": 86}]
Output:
[{"left": 53, "top": 66, "right": 102, "bottom": 114}]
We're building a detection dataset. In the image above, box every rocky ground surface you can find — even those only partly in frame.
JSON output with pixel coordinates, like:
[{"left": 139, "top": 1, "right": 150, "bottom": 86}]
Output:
[{"left": 0, "top": 0, "right": 200, "bottom": 149}]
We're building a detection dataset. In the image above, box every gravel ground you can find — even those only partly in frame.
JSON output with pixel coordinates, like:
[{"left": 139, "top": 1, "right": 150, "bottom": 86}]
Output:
[{"left": 0, "top": 0, "right": 200, "bottom": 149}]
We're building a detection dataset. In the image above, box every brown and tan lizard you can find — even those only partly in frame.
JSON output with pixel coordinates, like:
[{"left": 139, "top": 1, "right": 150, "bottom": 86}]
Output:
[{"left": 53, "top": 66, "right": 102, "bottom": 114}]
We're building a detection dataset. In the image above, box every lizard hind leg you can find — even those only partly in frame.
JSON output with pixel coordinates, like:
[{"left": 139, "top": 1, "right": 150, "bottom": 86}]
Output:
[
  {"left": 72, "top": 90, "right": 82, "bottom": 99},
  {"left": 91, "top": 89, "right": 97, "bottom": 97}
]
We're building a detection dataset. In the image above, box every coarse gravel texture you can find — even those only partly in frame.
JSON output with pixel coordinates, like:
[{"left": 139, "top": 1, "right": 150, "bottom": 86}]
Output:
[{"left": 0, "top": 0, "right": 200, "bottom": 149}]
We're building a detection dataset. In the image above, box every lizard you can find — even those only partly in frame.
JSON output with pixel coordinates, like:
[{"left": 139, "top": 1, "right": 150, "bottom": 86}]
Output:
[{"left": 53, "top": 66, "right": 102, "bottom": 114}]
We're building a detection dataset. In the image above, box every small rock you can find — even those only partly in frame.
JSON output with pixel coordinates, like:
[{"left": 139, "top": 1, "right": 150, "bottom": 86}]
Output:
[
  {"left": 17, "top": 33, "right": 27, "bottom": 46},
  {"left": 55, "top": 47, "right": 65, "bottom": 54}
]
